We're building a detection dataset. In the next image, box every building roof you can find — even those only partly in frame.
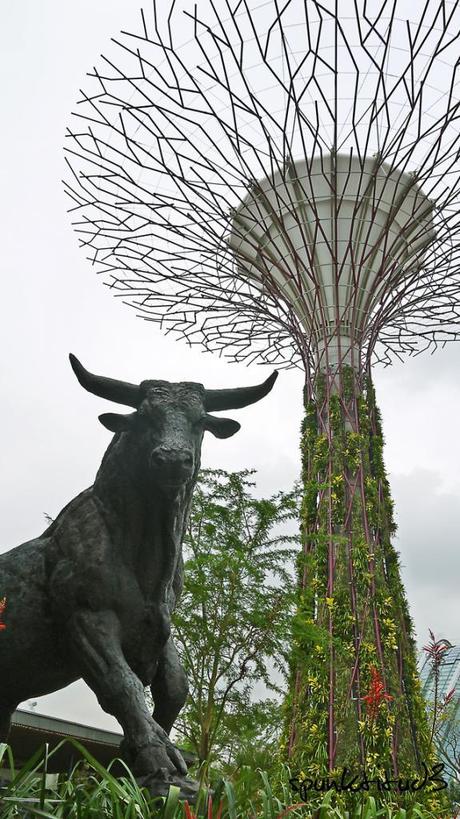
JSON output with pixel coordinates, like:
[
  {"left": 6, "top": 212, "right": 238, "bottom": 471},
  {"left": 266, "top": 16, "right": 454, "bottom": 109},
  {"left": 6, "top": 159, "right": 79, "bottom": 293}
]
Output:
[
  {"left": 5, "top": 708, "right": 195, "bottom": 774},
  {"left": 7, "top": 709, "right": 123, "bottom": 774},
  {"left": 11, "top": 709, "right": 122, "bottom": 747}
]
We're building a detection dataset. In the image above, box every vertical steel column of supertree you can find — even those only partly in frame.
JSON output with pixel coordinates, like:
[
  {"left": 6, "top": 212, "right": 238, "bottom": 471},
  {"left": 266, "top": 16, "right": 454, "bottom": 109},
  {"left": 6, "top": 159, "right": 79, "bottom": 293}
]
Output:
[{"left": 64, "top": 0, "right": 460, "bottom": 783}]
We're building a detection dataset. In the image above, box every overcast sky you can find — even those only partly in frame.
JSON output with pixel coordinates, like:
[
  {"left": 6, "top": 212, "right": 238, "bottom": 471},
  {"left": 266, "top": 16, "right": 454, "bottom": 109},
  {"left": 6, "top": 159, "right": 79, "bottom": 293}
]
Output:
[{"left": 0, "top": 0, "right": 459, "bottom": 732}]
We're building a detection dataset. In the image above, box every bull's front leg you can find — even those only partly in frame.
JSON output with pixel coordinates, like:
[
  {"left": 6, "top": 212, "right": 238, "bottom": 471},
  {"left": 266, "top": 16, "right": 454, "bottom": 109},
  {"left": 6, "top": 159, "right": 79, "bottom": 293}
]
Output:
[{"left": 68, "top": 609, "right": 187, "bottom": 787}]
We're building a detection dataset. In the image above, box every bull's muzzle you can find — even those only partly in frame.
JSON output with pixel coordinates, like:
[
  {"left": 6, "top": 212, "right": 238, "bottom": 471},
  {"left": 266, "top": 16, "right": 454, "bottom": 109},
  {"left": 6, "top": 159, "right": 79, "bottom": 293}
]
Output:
[{"left": 150, "top": 446, "right": 194, "bottom": 486}]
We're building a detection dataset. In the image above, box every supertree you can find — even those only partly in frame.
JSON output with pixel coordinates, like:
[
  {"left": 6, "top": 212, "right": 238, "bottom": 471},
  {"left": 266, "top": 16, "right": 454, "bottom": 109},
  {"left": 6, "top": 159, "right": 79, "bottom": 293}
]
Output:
[{"left": 64, "top": 0, "right": 460, "bottom": 791}]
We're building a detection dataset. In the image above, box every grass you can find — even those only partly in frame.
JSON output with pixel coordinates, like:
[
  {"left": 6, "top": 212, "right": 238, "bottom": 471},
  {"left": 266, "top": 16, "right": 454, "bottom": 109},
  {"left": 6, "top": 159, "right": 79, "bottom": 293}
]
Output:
[{"left": 0, "top": 742, "right": 453, "bottom": 818}]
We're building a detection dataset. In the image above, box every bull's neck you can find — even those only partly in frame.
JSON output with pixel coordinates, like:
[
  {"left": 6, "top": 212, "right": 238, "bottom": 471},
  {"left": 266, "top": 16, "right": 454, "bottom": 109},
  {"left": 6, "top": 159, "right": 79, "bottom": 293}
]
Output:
[{"left": 93, "top": 434, "right": 198, "bottom": 545}]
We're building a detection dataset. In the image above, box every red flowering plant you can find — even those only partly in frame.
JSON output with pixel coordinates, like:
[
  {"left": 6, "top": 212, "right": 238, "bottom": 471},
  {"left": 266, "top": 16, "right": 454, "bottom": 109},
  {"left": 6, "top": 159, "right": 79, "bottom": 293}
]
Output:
[
  {"left": 183, "top": 796, "right": 223, "bottom": 819},
  {"left": 361, "top": 665, "right": 393, "bottom": 721},
  {"left": 423, "top": 630, "right": 453, "bottom": 744},
  {"left": 423, "top": 629, "right": 452, "bottom": 673},
  {"left": 443, "top": 687, "right": 456, "bottom": 707},
  {"left": 0, "top": 597, "right": 7, "bottom": 630}
]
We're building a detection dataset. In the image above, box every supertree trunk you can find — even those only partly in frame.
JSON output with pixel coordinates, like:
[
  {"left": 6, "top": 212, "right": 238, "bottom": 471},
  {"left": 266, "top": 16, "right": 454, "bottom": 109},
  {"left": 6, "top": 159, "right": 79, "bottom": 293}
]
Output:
[{"left": 284, "top": 365, "right": 431, "bottom": 781}]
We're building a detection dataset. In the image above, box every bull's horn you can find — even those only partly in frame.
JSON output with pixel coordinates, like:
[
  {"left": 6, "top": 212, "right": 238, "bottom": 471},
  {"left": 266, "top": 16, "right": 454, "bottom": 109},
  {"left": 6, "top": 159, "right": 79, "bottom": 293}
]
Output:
[
  {"left": 69, "top": 354, "right": 141, "bottom": 408},
  {"left": 204, "top": 371, "right": 278, "bottom": 411}
]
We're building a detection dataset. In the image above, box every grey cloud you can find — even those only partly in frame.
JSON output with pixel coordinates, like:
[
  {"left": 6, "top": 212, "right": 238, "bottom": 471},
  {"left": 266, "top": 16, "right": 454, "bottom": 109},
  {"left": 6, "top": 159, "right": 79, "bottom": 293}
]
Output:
[{"left": 391, "top": 468, "right": 460, "bottom": 646}]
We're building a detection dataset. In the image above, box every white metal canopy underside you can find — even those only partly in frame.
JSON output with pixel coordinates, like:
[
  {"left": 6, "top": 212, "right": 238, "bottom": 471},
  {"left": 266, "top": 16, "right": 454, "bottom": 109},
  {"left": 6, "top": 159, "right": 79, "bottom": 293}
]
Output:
[{"left": 229, "top": 153, "right": 434, "bottom": 369}]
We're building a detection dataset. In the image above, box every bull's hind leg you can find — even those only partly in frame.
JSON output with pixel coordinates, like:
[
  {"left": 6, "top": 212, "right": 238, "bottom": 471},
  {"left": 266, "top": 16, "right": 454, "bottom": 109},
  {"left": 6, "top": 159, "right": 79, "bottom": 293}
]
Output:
[
  {"left": 68, "top": 609, "right": 187, "bottom": 784},
  {"left": 150, "top": 637, "right": 188, "bottom": 734}
]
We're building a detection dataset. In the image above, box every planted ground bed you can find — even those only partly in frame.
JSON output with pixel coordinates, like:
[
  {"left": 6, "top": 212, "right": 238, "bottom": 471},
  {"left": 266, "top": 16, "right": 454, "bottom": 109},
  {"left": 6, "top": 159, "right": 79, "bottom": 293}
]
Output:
[{"left": 0, "top": 741, "right": 457, "bottom": 818}]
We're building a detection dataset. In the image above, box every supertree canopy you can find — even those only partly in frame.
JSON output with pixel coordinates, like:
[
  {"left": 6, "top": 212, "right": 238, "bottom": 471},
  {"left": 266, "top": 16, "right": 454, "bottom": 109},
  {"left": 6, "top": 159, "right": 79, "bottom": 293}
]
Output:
[{"left": 65, "top": 0, "right": 460, "bottom": 802}]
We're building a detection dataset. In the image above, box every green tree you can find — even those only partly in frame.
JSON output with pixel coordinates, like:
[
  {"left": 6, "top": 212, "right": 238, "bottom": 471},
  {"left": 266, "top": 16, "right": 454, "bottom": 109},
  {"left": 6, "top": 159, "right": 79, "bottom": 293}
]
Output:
[
  {"left": 217, "top": 698, "right": 284, "bottom": 775},
  {"left": 172, "top": 469, "right": 299, "bottom": 782}
]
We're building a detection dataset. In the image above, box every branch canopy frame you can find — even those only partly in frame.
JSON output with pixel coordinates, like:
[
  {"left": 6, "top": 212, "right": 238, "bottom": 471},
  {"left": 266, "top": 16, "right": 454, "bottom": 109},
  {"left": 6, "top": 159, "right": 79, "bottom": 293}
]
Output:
[{"left": 65, "top": 0, "right": 460, "bottom": 374}]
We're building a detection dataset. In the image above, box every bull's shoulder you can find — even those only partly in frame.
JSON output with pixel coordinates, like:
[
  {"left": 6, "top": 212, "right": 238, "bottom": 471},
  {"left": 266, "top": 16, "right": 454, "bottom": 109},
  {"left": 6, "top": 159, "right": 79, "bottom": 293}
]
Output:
[
  {"left": 0, "top": 488, "right": 101, "bottom": 571},
  {"left": 44, "top": 486, "right": 95, "bottom": 529},
  {"left": 46, "top": 487, "right": 109, "bottom": 551},
  {"left": 0, "top": 488, "right": 91, "bottom": 553},
  {"left": 45, "top": 488, "right": 125, "bottom": 616}
]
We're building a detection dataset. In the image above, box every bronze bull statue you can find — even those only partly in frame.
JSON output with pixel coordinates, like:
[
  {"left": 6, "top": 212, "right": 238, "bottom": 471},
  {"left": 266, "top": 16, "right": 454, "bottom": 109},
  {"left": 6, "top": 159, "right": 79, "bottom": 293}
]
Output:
[{"left": 0, "top": 355, "right": 277, "bottom": 797}]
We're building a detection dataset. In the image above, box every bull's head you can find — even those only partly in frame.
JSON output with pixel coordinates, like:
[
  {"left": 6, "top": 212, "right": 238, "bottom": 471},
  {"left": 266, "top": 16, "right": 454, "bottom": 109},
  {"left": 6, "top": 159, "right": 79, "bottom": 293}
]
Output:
[{"left": 69, "top": 355, "right": 278, "bottom": 491}]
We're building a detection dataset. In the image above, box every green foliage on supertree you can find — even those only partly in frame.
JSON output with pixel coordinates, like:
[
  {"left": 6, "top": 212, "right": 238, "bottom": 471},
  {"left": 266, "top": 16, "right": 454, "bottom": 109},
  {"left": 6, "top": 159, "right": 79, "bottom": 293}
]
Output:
[{"left": 281, "top": 367, "right": 445, "bottom": 814}]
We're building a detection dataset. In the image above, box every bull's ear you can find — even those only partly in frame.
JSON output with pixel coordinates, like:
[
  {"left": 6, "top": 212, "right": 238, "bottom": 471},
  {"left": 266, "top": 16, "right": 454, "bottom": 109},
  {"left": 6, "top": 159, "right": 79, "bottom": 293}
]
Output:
[
  {"left": 98, "top": 412, "right": 136, "bottom": 433},
  {"left": 204, "top": 414, "right": 241, "bottom": 439}
]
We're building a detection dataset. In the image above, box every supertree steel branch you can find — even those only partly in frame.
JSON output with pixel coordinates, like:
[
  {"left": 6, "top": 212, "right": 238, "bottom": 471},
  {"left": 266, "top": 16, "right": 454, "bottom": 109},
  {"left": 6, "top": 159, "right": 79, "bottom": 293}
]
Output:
[{"left": 64, "top": 0, "right": 460, "bottom": 795}]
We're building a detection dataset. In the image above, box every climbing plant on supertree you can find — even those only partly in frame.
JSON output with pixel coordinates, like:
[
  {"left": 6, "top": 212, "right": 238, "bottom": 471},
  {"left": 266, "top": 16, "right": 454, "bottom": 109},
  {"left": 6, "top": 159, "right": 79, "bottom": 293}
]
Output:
[{"left": 64, "top": 0, "right": 460, "bottom": 806}]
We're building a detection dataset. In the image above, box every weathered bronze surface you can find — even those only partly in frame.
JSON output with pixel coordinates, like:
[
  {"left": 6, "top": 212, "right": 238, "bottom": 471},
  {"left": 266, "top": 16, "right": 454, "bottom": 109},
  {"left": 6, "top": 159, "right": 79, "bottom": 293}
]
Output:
[{"left": 0, "top": 355, "right": 277, "bottom": 798}]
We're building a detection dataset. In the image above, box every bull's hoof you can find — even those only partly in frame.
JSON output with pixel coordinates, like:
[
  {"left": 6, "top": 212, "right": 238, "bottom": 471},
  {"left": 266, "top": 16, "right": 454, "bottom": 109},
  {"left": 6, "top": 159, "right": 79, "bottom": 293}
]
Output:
[
  {"left": 138, "top": 767, "right": 200, "bottom": 803},
  {"left": 126, "top": 738, "right": 188, "bottom": 780}
]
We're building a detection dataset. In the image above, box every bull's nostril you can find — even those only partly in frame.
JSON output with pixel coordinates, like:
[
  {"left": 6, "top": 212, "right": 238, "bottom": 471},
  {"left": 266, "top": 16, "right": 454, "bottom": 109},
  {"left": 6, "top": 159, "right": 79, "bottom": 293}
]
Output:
[{"left": 151, "top": 448, "right": 193, "bottom": 471}]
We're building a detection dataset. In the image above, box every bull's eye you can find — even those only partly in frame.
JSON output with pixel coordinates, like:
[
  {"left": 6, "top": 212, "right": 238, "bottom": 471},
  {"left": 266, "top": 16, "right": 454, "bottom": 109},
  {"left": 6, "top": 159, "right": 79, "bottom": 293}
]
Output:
[{"left": 136, "top": 411, "right": 162, "bottom": 437}]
